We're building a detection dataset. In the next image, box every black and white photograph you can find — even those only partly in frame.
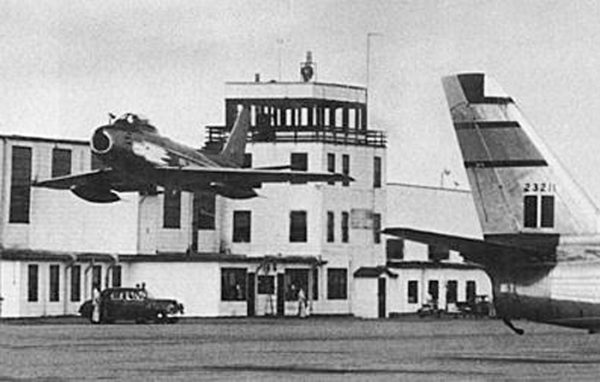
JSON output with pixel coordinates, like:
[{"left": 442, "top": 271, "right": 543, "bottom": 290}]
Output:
[{"left": 2, "top": 1, "right": 600, "bottom": 380}]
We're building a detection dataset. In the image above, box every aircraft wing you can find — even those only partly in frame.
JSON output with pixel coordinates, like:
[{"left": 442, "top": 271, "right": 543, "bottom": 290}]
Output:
[
  {"left": 155, "top": 167, "right": 351, "bottom": 186},
  {"left": 382, "top": 227, "right": 548, "bottom": 266},
  {"left": 32, "top": 169, "right": 142, "bottom": 192}
]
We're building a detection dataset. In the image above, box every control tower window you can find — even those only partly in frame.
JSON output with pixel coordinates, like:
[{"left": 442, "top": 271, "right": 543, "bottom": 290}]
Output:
[
  {"left": 290, "top": 153, "right": 308, "bottom": 171},
  {"left": 327, "top": 153, "right": 335, "bottom": 185},
  {"left": 291, "top": 153, "right": 308, "bottom": 185},
  {"left": 342, "top": 154, "right": 350, "bottom": 187},
  {"left": 373, "top": 156, "right": 382, "bottom": 188}
]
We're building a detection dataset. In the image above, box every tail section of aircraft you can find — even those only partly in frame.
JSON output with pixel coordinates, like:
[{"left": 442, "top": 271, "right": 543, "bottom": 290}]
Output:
[
  {"left": 442, "top": 73, "right": 599, "bottom": 237},
  {"left": 220, "top": 107, "right": 250, "bottom": 166}
]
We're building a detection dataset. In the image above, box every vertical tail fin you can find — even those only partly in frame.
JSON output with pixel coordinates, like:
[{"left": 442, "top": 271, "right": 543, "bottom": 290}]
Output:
[
  {"left": 442, "top": 73, "right": 599, "bottom": 236},
  {"left": 220, "top": 107, "right": 250, "bottom": 166}
]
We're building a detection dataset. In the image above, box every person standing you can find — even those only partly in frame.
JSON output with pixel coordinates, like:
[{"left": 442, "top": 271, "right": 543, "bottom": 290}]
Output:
[
  {"left": 91, "top": 286, "right": 101, "bottom": 324},
  {"left": 297, "top": 288, "right": 307, "bottom": 318}
]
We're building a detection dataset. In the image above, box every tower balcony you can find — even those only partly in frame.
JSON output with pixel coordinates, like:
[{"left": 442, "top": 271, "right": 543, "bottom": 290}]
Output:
[{"left": 204, "top": 124, "right": 386, "bottom": 150}]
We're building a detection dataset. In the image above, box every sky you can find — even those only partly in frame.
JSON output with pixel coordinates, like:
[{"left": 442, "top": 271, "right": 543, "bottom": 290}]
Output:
[{"left": 3, "top": 0, "right": 600, "bottom": 203}]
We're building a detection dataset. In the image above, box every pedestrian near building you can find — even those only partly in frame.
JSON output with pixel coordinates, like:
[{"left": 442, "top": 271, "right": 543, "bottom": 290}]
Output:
[{"left": 91, "top": 286, "right": 101, "bottom": 324}]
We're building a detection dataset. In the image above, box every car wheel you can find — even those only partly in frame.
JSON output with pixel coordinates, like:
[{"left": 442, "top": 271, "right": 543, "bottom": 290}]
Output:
[{"left": 154, "top": 311, "right": 168, "bottom": 324}]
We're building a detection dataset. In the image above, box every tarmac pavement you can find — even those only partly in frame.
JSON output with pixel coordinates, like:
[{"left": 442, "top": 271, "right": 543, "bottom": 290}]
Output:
[{"left": 1, "top": 316, "right": 600, "bottom": 381}]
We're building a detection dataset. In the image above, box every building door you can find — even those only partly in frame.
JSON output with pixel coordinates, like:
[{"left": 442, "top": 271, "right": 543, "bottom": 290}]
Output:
[
  {"left": 378, "top": 278, "right": 386, "bottom": 318},
  {"left": 247, "top": 272, "right": 255, "bottom": 317},
  {"left": 276, "top": 274, "right": 285, "bottom": 317}
]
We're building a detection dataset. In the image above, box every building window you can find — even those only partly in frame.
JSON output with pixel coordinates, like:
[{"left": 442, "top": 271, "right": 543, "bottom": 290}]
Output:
[
  {"left": 327, "top": 153, "right": 335, "bottom": 185},
  {"left": 243, "top": 153, "right": 252, "bottom": 168},
  {"left": 327, "top": 268, "right": 347, "bottom": 300},
  {"left": 233, "top": 210, "right": 251, "bottom": 243},
  {"left": 466, "top": 280, "right": 476, "bottom": 304},
  {"left": 285, "top": 269, "right": 309, "bottom": 301},
  {"left": 49, "top": 265, "right": 60, "bottom": 302},
  {"left": 341, "top": 211, "right": 349, "bottom": 243},
  {"left": 221, "top": 268, "right": 247, "bottom": 301},
  {"left": 373, "top": 156, "right": 382, "bottom": 188},
  {"left": 446, "top": 280, "right": 458, "bottom": 304},
  {"left": 92, "top": 265, "right": 102, "bottom": 290},
  {"left": 373, "top": 213, "right": 381, "bottom": 244},
  {"left": 10, "top": 146, "right": 32, "bottom": 223},
  {"left": 71, "top": 265, "right": 81, "bottom": 302},
  {"left": 291, "top": 153, "right": 308, "bottom": 184},
  {"left": 289, "top": 211, "right": 307, "bottom": 242},
  {"left": 51, "top": 148, "right": 71, "bottom": 177},
  {"left": 342, "top": 154, "right": 350, "bottom": 187},
  {"left": 408, "top": 280, "right": 419, "bottom": 304},
  {"left": 524, "top": 195, "right": 537, "bottom": 228},
  {"left": 291, "top": 152, "right": 308, "bottom": 171},
  {"left": 112, "top": 265, "right": 122, "bottom": 288},
  {"left": 428, "top": 245, "right": 450, "bottom": 261},
  {"left": 386, "top": 239, "right": 404, "bottom": 259},
  {"left": 195, "top": 191, "right": 216, "bottom": 230},
  {"left": 258, "top": 275, "right": 275, "bottom": 294},
  {"left": 28, "top": 264, "right": 38, "bottom": 302},
  {"left": 541, "top": 195, "right": 555, "bottom": 228},
  {"left": 326, "top": 211, "right": 335, "bottom": 242},
  {"left": 428, "top": 280, "right": 439, "bottom": 302},
  {"left": 163, "top": 189, "right": 181, "bottom": 229}
]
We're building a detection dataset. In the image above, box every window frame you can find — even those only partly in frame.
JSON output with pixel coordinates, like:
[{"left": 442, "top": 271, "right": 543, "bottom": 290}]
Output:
[
  {"left": 70, "top": 265, "right": 81, "bottom": 302},
  {"left": 373, "top": 156, "right": 382, "bottom": 188},
  {"left": 327, "top": 268, "right": 348, "bottom": 300},
  {"left": 326, "top": 211, "right": 335, "bottom": 243},
  {"left": 233, "top": 210, "right": 252, "bottom": 243},
  {"left": 49, "top": 264, "right": 60, "bottom": 302},
  {"left": 221, "top": 268, "right": 247, "bottom": 301},
  {"left": 163, "top": 188, "right": 182, "bottom": 229},
  {"left": 28, "top": 264, "right": 38, "bottom": 302},
  {"left": 408, "top": 280, "right": 419, "bottom": 304},
  {"left": 51, "top": 147, "right": 72, "bottom": 178},
  {"left": 9, "top": 146, "right": 32, "bottom": 224},
  {"left": 289, "top": 210, "right": 307, "bottom": 243}
]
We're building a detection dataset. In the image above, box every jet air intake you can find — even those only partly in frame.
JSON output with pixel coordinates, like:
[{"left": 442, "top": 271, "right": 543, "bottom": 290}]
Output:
[{"left": 91, "top": 127, "right": 112, "bottom": 154}]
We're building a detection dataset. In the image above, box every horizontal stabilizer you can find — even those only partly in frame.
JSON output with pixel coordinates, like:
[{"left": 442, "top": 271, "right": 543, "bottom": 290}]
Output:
[{"left": 382, "top": 227, "right": 550, "bottom": 266}]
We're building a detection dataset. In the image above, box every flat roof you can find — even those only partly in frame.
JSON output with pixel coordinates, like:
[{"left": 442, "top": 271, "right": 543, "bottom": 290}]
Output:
[
  {"left": 0, "top": 134, "right": 89, "bottom": 146},
  {"left": 225, "top": 81, "right": 367, "bottom": 104}
]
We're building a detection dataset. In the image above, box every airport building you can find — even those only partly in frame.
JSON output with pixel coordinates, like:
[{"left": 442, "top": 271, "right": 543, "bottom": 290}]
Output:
[{"left": 0, "top": 71, "right": 490, "bottom": 319}]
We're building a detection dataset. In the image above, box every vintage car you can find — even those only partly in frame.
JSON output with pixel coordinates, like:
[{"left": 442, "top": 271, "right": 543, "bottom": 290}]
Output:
[{"left": 79, "top": 287, "right": 184, "bottom": 324}]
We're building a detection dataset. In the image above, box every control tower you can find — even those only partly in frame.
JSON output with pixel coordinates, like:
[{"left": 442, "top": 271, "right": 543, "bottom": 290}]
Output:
[{"left": 206, "top": 55, "right": 387, "bottom": 315}]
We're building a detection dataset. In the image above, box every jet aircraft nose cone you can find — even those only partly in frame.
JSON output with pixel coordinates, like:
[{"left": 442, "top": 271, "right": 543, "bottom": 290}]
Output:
[{"left": 91, "top": 126, "right": 113, "bottom": 154}]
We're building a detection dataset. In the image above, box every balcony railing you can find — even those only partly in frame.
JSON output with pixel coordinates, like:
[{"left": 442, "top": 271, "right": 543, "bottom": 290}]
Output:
[{"left": 205, "top": 125, "right": 386, "bottom": 149}]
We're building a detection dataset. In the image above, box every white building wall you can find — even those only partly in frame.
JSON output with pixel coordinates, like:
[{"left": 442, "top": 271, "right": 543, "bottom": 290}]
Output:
[
  {"left": 352, "top": 278, "right": 378, "bottom": 318},
  {"left": 1, "top": 139, "right": 139, "bottom": 253}
]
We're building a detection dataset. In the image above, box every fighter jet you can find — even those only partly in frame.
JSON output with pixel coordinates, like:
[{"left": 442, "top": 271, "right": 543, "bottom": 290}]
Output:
[
  {"left": 384, "top": 73, "right": 600, "bottom": 334},
  {"left": 33, "top": 108, "right": 350, "bottom": 202}
]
